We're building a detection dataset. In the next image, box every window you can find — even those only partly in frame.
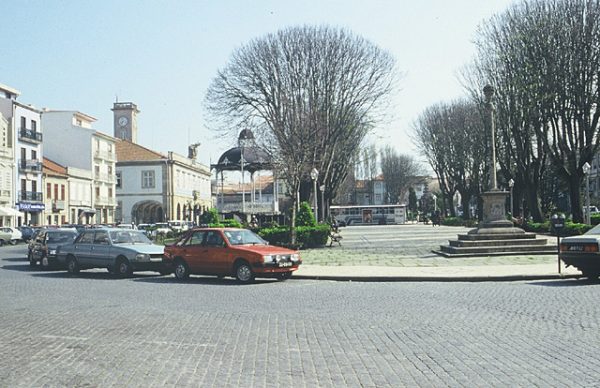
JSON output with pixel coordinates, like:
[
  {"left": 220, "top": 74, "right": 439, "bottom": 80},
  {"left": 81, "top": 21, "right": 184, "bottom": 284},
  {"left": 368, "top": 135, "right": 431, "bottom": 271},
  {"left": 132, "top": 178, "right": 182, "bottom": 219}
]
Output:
[
  {"left": 116, "top": 172, "right": 122, "bottom": 188},
  {"left": 61, "top": 185, "right": 65, "bottom": 200},
  {"left": 31, "top": 150, "right": 36, "bottom": 160},
  {"left": 20, "top": 117, "right": 26, "bottom": 130},
  {"left": 54, "top": 184, "right": 58, "bottom": 199},
  {"left": 142, "top": 170, "right": 155, "bottom": 188},
  {"left": 95, "top": 187, "right": 100, "bottom": 199},
  {"left": 31, "top": 120, "right": 37, "bottom": 131},
  {"left": 47, "top": 183, "right": 52, "bottom": 198}
]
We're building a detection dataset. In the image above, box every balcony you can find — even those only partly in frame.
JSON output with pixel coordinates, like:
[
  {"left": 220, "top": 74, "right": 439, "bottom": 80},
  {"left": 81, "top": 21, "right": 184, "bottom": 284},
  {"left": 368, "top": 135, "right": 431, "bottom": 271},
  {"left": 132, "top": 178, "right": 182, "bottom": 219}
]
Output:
[
  {"left": 0, "top": 190, "right": 10, "bottom": 202},
  {"left": 52, "top": 200, "right": 66, "bottom": 211},
  {"left": 94, "top": 172, "right": 116, "bottom": 183},
  {"left": 217, "top": 202, "right": 278, "bottom": 214},
  {"left": 18, "top": 159, "right": 42, "bottom": 174},
  {"left": 19, "top": 128, "right": 43, "bottom": 144},
  {"left": 95, "top": 196, "right": 116, "bottom": 207},
  {"left": 94, "top": 150, "right": 116, "bottom": 162},
  {"left": 18, "top": 191, "right": 43, "bottom": 202}
]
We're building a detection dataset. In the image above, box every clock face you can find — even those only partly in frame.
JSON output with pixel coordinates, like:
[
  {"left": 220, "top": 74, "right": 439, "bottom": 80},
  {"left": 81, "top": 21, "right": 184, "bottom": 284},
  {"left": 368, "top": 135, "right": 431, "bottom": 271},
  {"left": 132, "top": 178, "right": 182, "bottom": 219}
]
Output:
[{"left": 118, "top": 116, "right": 128, "bottom": 126}]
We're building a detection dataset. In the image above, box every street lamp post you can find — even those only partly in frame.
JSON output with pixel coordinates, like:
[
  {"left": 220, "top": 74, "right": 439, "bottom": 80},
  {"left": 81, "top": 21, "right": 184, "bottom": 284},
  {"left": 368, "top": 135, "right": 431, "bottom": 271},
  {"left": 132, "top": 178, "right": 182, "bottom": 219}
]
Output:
[
  {"left": 319, "top": 184, "right": 325, "bottom": 223},
  {"left": 432, "top": 194, "right": 437, "bottom": 212},
  {"left": 508, "top": 178, "right": 514, "bottom": 217},
  {"left": 310, "top": 168, "right": 319, "bottom": 222},
  {"left": 583, "top": 162, "right": 591, "bottom": 225},
  {"left": 484, "top": 85, "right": 498, "bottom": 190}
]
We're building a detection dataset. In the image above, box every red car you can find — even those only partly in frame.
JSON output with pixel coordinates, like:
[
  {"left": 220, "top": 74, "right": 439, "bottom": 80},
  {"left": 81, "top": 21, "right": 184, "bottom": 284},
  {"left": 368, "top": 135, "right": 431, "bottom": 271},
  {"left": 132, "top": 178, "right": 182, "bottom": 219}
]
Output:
[{"left": 163, "top": 228, "right": 301, "bottom": 283}]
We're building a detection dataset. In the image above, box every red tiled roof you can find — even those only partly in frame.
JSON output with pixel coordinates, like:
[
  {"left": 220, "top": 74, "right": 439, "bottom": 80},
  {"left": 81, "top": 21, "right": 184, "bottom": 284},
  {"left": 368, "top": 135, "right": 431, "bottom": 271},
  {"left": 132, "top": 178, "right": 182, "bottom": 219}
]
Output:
[
  {"left": 43, "top": 157, "right": 68, "bottom": 177},
  {"left": 115, "top": 139, "right": 166, "bottom": 162}
]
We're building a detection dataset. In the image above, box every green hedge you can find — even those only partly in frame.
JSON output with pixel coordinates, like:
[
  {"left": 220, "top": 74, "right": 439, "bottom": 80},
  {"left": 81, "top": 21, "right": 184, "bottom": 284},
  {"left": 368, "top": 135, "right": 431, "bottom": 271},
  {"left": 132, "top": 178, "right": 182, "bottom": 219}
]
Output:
[
  {"left": 258, "top": 224, "right": 330, "bottom": 249},
  {"left": 523, "top": 220, "right": 592, "bottom": 236},
  {"left": 441, "top": 217, "right": 478, "bottom": 227}
]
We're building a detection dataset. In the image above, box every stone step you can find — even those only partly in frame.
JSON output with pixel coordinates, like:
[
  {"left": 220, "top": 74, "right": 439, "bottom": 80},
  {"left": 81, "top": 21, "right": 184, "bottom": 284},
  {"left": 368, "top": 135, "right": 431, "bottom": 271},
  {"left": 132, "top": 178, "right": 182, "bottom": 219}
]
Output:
[
  {"left": 449, "top": 238, "right": 550, "bottom": 248},
  {"left": 458, "top": 233, "right": 539, "bottom": 241},
  {"left": 438, "top": 244, "right": 557, "bottom": 256}
]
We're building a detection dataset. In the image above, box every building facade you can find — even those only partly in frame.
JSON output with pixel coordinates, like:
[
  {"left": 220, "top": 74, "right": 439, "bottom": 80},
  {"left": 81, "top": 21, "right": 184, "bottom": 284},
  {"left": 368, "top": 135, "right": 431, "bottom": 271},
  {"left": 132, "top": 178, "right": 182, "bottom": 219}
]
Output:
[
  {"left": 42, "top": 110, "right": 116, "bottom": 224},
  {"left": 115, "top": 140, "right": 211, "bottom": 224},
  {"left": 0, "top": 83, "right": 44, "bottom": 226},
  {"left": 42, "top": 158, "right": 69, "bottom": 225}
]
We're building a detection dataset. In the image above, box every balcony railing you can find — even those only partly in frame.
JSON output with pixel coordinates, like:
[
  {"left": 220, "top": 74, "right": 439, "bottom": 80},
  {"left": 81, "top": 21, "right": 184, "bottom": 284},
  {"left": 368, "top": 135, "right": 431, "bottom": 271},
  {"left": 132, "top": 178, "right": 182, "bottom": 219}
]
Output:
[
  {"left": 95, "top": 196, "right": 116, "bottom": 206},
  {"left": 217, "top": 202, "right": 278, "bottom": 214},
  {"left": 18, "top": 159, "right": 42, "bottom": 173},
  {"left": 94, "top": 150, "right": 116, "bottom": 161},
  {"left": 19, "top": 128, "right": 43, "bottom": 143},
  {"left": 18, "top": 191, "right": 43, "bottom": 202},
  {"left": 94, "top": 172, "right": 116, "bottom": 183}
]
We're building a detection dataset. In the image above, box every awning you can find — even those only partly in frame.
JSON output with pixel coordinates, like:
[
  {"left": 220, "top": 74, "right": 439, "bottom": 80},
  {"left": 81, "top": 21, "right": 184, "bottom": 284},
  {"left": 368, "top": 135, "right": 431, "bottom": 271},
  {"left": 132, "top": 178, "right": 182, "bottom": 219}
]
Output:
[
  {"left": 0, "top": 207, "right": 23, "bottom": 217},
  {"left": 78, "top": 208, "right": 97, "bottom": 215}
]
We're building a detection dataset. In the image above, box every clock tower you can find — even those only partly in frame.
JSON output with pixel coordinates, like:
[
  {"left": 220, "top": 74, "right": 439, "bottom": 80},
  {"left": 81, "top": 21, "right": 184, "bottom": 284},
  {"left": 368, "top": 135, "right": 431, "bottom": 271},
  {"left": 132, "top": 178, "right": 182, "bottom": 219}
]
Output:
[{"left": 112, "top": 102, "right": 140, "bottom": 143}]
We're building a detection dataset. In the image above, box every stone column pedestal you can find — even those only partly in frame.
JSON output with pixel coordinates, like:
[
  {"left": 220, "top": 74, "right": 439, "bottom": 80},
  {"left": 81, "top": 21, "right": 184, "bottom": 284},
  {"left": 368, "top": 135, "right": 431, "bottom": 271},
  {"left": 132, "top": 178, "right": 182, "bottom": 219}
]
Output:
[{"left": 469, "top": 190, "right": 524, "bottom": 235}]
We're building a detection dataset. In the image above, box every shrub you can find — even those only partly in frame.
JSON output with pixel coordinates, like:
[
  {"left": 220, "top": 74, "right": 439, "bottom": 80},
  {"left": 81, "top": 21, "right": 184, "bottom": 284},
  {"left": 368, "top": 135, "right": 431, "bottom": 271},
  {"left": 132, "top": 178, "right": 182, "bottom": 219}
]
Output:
[
  {"left": 591, "top": 213, "right": 600, "bottom": 225},
  {"left": 296, "top": 201, "right": 317, "bottom": 227},
  {"left": 201, "top": 208, "right": 220, "bottom": 225}
]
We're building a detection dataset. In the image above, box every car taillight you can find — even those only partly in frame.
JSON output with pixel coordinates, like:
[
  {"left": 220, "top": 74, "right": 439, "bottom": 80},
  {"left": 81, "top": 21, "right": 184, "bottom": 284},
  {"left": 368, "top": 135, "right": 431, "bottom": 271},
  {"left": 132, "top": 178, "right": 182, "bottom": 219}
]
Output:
[{"left": 585, "top": 244, "right": 599, "bottom": 252}]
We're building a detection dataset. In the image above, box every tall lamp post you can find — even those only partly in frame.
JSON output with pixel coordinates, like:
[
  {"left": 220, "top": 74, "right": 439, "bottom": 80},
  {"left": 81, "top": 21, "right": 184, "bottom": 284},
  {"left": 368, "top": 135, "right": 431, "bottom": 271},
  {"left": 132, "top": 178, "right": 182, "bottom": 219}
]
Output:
[
  {"left": 310, "top": 168, "right": 319, "bottom": 222},
  {"left": 484, "top": 85, "right": 498, "bottom": 190},
  {"left": 508, "top": 178, "right": 514, "bottom": 217},
  {"left": 583, "top": 162, "right": 591, "bottom": 225},
  {"left": 319, "top": 184, "right": 325, "bottom": 223}
]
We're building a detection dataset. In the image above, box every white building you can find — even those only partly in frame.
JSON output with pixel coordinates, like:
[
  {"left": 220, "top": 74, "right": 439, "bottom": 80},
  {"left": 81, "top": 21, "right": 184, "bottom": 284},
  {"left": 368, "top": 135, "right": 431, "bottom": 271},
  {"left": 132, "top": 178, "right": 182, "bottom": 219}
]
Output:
[
  {"left": 42, "top": 110, "right": 117, "bottom": 224},
  {"left": 0, "top": 83, "right": 43, "bottom": 226}
]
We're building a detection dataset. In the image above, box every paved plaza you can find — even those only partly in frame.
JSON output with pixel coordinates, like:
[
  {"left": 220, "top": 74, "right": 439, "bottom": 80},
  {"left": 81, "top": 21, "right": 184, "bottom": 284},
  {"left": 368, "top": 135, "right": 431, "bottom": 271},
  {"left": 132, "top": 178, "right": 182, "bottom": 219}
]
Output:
[{"left": 1, "top": 225, "right": 599, "bottom": 387}]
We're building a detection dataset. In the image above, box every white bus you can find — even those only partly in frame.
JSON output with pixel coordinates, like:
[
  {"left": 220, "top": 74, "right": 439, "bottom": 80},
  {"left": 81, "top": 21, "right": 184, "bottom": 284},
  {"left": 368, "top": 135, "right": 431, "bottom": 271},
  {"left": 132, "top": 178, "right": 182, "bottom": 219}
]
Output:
[{"left": 330, "top": 204, "right": 406, "bottom": 226}]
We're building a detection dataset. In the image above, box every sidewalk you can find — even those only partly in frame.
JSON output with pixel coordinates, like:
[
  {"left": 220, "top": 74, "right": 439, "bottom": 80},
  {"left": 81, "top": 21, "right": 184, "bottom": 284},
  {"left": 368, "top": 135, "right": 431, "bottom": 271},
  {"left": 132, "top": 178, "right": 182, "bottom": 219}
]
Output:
[{"left": 293, "top": 263, "right": 582, "bottom": 282}]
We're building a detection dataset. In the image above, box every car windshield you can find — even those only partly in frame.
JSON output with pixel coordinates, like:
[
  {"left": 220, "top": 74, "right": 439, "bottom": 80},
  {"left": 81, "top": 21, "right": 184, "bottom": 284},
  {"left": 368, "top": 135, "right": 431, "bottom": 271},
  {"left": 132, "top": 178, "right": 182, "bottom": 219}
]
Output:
[
  {"left": 47, "top": 232, "right": 77, "bottom": 244},
  {"left": 224, "top": 229, "right": 267, "bottom": 246},
  {"left": 110, "top": 230, "right": 152, "bottom": 244},
  {"left": 585, "top": 224, "right": 600, "bottom": 235}
]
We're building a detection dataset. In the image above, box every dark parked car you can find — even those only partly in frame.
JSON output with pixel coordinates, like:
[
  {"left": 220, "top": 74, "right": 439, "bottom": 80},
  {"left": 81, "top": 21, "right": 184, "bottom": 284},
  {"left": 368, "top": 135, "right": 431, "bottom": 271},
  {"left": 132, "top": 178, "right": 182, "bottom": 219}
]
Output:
[
  {"left": 28, "top": 228, "right": 79, "bottom": 269},
  {"left": 18, "top": 226, "right": 36, "bottom": 242},
  {"left": 56, "top": 228, "right": 166, "bottom": 277}
]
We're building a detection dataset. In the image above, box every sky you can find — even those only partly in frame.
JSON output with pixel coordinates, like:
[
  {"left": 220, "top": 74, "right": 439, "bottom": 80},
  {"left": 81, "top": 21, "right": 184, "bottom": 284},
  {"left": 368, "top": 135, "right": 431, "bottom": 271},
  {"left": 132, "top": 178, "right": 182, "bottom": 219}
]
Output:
[{"left": 1, "top": 0, "right": 516, "bottom": 169}]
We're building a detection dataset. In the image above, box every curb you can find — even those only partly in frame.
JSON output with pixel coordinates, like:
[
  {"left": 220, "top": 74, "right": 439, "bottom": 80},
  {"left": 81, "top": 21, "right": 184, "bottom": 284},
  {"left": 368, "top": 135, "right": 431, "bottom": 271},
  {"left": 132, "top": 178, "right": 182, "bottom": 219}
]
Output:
[{"left": 292, "top": 273, "right": 583, "bottom": 282}]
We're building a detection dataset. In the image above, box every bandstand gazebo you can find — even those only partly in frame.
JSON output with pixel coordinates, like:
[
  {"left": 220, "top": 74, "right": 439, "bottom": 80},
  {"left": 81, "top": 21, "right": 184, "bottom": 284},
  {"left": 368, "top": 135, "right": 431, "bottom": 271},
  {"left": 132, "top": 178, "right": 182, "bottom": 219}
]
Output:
[{"left": 211, "top": 129, "right": 277, "bottom": 219}]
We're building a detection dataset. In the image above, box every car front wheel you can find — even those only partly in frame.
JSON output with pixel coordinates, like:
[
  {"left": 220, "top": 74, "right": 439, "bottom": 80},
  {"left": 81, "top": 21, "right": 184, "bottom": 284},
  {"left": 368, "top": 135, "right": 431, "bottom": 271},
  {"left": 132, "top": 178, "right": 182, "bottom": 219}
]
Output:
[
  {"left": 173, "top": 260, "right": 189, "bottom": 280},
  {"left": 116, "top": 258, "right": 133, "bottom": 278},
  {"left": 66, "top": 256, "right": 80, "bottom": 275},
  {"left": 235, "top": 261, "right": 254, "bottom": 284}
]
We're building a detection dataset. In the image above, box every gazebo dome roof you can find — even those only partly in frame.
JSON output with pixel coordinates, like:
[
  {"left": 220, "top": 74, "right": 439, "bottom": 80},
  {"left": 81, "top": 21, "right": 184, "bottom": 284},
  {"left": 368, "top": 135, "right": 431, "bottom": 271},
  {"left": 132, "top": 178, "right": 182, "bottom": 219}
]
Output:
[{"left": 212, "top": 146, "right": 271, "bottom": 173}]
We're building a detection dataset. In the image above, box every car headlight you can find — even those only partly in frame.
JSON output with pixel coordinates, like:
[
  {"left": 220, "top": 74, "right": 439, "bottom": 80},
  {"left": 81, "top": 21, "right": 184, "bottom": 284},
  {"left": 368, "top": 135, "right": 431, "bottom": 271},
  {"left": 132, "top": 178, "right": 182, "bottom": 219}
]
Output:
[
  {"left": 291, "top": 254, "right": 300, "bottom": 262},
  {"left": 136, "top": 253, "right": 150, "bottom": 261},
  {"left": 263, "top": 255, "right": 276, "bottom": 263},
  {"left": 49, "top": 249, "right": 57, "bottom": 255}
]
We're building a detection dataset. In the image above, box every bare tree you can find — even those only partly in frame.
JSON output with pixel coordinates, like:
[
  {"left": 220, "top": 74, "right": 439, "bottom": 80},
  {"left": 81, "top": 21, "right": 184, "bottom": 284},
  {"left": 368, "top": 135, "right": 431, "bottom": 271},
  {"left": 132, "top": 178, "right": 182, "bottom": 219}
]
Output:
[
  {"left": 413, "top": 100, "right": 487, "bottom": 219},
  {"left": 471, "top": 0, "right": 600, "bottom": 222},
  {"left": 206, "top": 25, "right": 397, "bottom": 238},
  {"left": 380, "top": 146, "right": 423, "bottom": 204}
]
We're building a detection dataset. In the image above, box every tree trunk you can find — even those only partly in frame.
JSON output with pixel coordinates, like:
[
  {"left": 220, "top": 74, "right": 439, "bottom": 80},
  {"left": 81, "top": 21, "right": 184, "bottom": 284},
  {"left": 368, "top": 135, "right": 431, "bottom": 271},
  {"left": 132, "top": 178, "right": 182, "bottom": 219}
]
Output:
[{"left": 569, "top": 175, "right": 584, "bottom": 224}]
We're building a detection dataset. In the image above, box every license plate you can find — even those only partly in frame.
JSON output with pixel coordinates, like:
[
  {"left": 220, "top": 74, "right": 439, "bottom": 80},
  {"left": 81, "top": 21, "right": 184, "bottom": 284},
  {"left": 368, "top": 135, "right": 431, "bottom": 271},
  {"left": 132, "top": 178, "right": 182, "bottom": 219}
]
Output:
[
  {"left": 279, "top": 262, "right": 292, "bottom": 267},
  {"left": 568, "top": 245, "right": 584, "bottom": 251}
]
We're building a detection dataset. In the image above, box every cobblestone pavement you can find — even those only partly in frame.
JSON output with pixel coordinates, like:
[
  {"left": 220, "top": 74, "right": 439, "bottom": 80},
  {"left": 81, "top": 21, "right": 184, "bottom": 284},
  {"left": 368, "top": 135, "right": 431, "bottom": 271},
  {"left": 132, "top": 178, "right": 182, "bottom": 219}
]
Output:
[
  {"left": 301, "top": 224, "right": 560, "bottom": 267},
  {"left": 2, "top": 244, "right": 600, "bottom": 387}
]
